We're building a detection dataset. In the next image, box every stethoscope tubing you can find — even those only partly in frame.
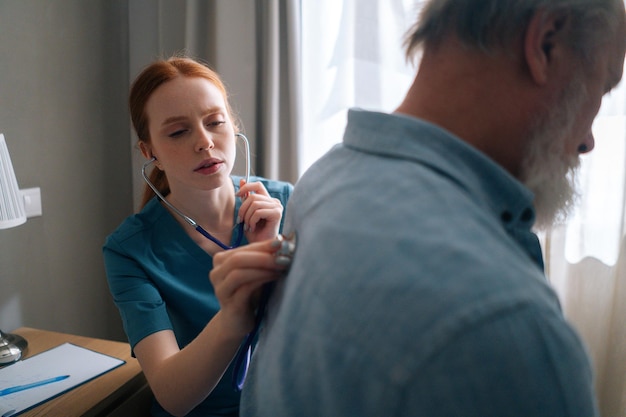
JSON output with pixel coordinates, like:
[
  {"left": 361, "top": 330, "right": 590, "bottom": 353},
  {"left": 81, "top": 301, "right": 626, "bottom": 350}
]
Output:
[{"left": 232, "top": 283, "right": 273, "bottom": 391}]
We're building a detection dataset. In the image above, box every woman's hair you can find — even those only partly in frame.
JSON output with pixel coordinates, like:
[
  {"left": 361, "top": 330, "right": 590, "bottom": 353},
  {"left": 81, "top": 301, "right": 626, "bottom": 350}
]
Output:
[
  {"left": 129, "top": 56, "right": 240, "bottom": 209},
  {"left": 404, "top": 0, "right": 621, "bottom": 64}
]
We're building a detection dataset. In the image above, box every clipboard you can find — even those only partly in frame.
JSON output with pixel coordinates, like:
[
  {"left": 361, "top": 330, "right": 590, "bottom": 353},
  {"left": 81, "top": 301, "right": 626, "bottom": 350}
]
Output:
[{"left": 0, "top": 343, "right": 125, "bottom": 416}]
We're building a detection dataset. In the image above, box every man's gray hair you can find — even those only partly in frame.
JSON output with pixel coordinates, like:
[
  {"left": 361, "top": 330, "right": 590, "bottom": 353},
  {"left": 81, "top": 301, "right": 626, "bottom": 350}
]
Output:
[{"left": 404, "top": 0, "right": 622, "bottom": 62}]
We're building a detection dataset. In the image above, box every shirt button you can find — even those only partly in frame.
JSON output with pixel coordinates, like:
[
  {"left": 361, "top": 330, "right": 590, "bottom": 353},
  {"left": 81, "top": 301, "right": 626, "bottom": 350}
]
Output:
[{"left": 520, "top": 208, "right": 533, "bottom": 222}]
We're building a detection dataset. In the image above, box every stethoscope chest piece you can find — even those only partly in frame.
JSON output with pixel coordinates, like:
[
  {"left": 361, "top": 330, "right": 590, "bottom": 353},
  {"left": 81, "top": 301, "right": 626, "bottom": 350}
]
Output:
[{"left": 274, "top": 232, "right": 297, "bottom": 265}]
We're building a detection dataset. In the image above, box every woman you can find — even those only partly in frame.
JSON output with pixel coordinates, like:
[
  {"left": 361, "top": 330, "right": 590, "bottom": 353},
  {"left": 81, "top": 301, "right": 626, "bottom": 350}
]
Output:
[{"left": 103, "top": 56, "right": 292, "bottom": 417}]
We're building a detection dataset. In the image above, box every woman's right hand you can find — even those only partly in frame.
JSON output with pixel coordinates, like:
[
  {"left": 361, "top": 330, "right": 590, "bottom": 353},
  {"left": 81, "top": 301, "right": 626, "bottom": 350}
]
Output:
[{"left": 210, "top": 237, "right": 293, "bottom": 337}]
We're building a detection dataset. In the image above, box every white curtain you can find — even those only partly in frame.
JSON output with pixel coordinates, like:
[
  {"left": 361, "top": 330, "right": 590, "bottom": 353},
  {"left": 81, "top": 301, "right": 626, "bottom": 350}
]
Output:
[
  {"left": 301, "top": 1, "right": 626, "bottom": 416},
  {"left": 299, "top": 0, "right": 417, "bottom": 175}
]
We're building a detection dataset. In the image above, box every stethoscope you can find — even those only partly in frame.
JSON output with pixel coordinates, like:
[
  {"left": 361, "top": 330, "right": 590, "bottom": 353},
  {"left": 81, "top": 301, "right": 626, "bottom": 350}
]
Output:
[
  {"left": 140, "top": 132, "right": 296, "bottom": 391},
  {"left": 141, "top": 132, "right": 251, "bottom": 250}
]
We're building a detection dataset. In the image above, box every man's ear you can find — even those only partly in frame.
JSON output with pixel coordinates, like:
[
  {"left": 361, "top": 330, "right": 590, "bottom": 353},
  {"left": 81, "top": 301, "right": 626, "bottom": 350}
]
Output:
[{"left": 524, "top": 9, "right": 570, "bottom": 85}]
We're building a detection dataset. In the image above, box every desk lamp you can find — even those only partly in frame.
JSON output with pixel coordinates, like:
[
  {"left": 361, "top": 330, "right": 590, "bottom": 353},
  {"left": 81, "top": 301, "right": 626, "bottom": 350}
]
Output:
[{"left": 0, "top": 133, "right": 29, "bottom": 365}]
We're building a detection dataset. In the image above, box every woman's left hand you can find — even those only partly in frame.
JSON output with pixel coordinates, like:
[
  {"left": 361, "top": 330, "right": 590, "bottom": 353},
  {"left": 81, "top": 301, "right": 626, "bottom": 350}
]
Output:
[{"left": 237, "top": 179, "right": 283, "bottom": 243}]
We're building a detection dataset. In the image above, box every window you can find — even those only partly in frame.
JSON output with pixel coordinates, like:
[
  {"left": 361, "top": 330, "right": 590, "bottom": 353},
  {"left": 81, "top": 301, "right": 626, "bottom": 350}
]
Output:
[
  {"left": 300, "top": 1, "right": 626, "bottom": 268},
  {"left": 299, "top": 0, "right": 417, "bottom": 175}
]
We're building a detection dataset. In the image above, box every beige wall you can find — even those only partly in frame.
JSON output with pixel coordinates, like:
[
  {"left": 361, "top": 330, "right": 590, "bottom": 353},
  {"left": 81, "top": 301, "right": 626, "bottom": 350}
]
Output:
[
  {"left": 0, "top": 0, "right": 131, "bottom": 340},
  {"left": 0, "top": 0, "right": 256, "bottom": 341}
]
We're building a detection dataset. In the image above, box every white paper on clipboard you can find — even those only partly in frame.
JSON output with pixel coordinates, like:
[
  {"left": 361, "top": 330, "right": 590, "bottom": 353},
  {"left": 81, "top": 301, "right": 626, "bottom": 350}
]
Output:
[{"left": 0, "top": 343, "right": 125, "bottom": 416}]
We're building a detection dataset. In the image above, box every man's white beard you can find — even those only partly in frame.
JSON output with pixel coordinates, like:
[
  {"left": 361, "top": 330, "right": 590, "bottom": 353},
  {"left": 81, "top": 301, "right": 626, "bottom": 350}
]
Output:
[{"left": 520, "top": 80, "right": 587, "bottom": 231}]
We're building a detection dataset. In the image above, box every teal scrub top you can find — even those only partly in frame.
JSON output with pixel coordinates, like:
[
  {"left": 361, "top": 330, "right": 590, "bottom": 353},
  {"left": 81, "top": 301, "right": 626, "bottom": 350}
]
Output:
[{"left": 104, "top": 176, "right": 292, "bottom": 417}]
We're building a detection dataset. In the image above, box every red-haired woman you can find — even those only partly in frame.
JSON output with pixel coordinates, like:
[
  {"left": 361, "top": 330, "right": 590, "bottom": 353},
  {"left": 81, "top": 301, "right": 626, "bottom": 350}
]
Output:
[{"left": 103, "top": 56, "right": 292, "bottom": 417}]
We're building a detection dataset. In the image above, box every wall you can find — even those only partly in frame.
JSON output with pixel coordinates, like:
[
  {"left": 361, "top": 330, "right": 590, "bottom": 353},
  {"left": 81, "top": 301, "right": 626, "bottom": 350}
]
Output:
[
  {"left": 0, "top": 0, "right": 257, "bottom": 342},
  {"left": 0, "top": 0, "right": 130, "bottom": 341}
]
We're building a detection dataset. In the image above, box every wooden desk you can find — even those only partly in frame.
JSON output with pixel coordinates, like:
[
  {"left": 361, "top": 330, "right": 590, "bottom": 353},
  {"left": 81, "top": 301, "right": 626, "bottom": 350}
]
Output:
[{"left": 9, "top": 327, "right": 151, "bottom": 417}]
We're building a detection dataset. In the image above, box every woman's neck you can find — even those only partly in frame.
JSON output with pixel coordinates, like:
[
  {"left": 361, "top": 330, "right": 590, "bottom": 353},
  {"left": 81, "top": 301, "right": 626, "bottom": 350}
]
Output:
[{"left": 165, "top": 179, "right": 236, "bottom": 236}]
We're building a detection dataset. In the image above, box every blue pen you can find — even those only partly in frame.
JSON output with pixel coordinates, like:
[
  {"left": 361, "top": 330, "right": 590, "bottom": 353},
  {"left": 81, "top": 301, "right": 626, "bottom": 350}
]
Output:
[{"left": 0, "top": 375, "right": 70, "bottom": 397}]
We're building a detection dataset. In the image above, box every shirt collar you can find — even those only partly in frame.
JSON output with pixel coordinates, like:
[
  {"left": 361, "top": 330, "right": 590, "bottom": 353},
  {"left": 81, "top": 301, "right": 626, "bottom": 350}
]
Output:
[{"left": 343, "top": 108, "right": 537, "bottom": 232}]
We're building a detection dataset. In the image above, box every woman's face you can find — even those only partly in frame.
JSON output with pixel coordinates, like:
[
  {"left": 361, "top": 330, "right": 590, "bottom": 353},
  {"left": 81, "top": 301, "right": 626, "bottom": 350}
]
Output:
[{"left": 142, "top": 76, "right": 236, "bottom": 194}]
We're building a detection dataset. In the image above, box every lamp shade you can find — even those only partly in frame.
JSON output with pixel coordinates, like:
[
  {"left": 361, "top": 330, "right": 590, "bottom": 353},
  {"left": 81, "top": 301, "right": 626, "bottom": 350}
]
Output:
[{"left": 0, "top": 133, "right": 26, "bottom": 229}]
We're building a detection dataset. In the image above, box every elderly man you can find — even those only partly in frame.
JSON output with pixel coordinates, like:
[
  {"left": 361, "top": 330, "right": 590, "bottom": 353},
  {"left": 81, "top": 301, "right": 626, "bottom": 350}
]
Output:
[{"left": 212, "top": 0, "right": 626, "bottom": 415}]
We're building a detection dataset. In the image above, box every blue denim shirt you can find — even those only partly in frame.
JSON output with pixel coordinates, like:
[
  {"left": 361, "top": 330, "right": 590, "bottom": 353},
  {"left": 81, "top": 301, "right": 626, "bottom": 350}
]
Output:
[{"left": 241, "top": 109, "right": 597, "bottom": 417}]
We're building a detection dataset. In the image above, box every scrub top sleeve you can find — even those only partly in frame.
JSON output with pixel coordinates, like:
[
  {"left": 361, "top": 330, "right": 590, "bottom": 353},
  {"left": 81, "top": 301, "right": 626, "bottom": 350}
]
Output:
[{"left": 103, "top": 236, "right": 173, "bottom": 350}]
